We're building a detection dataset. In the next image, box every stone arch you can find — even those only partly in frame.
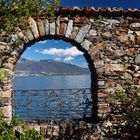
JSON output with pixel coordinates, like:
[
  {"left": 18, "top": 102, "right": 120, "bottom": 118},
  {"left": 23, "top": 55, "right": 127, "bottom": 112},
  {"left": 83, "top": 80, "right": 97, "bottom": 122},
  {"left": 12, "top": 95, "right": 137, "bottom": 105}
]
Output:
[
  {"left": 0, "top": 8, "right": 140, "bottom": 126},
  {"left": 15, "top": 36, "right": 99, "bottom": 122},
  {"left": 0, "top": 16, "right": 102, "bottom": 123}
]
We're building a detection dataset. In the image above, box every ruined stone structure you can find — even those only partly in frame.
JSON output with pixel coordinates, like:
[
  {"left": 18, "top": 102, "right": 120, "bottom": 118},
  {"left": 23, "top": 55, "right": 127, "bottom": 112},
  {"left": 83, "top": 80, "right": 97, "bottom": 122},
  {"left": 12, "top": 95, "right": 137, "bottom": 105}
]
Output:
[{"left": 0, "top": 7, "right": 140, "bottom": 138}]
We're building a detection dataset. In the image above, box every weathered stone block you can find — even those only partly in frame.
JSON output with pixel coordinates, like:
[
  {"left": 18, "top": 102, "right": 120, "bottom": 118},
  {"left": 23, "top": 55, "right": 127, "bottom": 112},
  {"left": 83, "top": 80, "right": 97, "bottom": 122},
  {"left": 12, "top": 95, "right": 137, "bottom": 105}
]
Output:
[
  {"left": 101, "top": 32, "right": 112, "bottom": 38},
  {"left": 89, "top": 18, "right": 94, "bottom": 23},
  {"left": 89, "top": 41, "right": 108, "bottom": 54},
  {"left": 128, "top": 34, "right": 135, "bottom": 43},
  {"left": 66, "top": 20, "right": 73, "bottom": 38},
  {"left": 11, "top": 34, "right": 18, "bottom": 42},
  {"left": 16, "top": 44, "right": 24, "bottom": 53},
  {"left": 104, "top": 87, "right": 115, "bottom": 94},
  {"left": 17, "top": 31, "right": 24, "bottom": 39},
  {"left": 3, "top": 63, "right": 14, "bottom": 70},
  {"left": 118, "top": 34, "right": 128, "bottom": 42},
  {"left": 17, "top": 31, "right": 29, "bottom": 43},
  {"left": 60, "top": 22, "right": 67, "bottom": 35},
  {"left": 2, "top": 105, "right": 12, "bottom": 116},
  {"left": 94, "top": 60, "right": 104, "bottom": 68},
  {"left": 0, "top": 97, "right": 11, "bottom": 106},
  {"left": 98, "top": 93, "right": 109, "bottom": 98},
  {"left": 37, "top": 19, "right": 45, "bottom": 37},
  {"left": 75, "top": 24, "right": 91, "bottom": 43},
  {"left": 0, "top": 41, "right": 7, "bottom": 46},
  {"left": 0, "top": 44, "right": 7, "bottom": 51},
  {"left": 109, "top": 64, "right": 125, "bottom": 72},
  {"left": 56, "top": 16, "right": 60, "bottom": 34},
  {"left": 137, "top": 36, "right": 140, "bottom": 44},
  {"left": 135, "top": 31, "right": 140, "bottom": 36},
  {"left": 81, "top": 39, "right": 92, "bottom": 51},
  {"left": 98, "top": 80, "right": 105, "bottom": 86},
  {"left": 102, "top": 19, "right": 120, "bottom": 25},
  {"left": 89, "top": 29, "right": 97, "bottom": 36},
  {"left": 70, "top": 26, "right": 79, "bottom": 39},
  {"left": 90, "top": 50, "right": 100, "bottom": 60},
  {"left": 114, "top": 50, "right": 126, "bottom": 57},
  {"left": 0, "top": 90, "right": 12, "bottom": 99},
  {"left": 24, "top": 29, "right": 34, "bottom": 41},
  {"left": 135, "top": 55, "right": 140, "bottom": 64},
  {"left": 28, "top": 17, "right": 39, "bottom": 38},
  {"left": 123, "top": 72, "right": 133, "bottom": 80},
  {"left": 98, "top": 107, "right": 110, "bottom": 114},
  {"left": 50, "top": 21, "right": 56, "bottom": 35},
  {"left": 96, "top": 68, "right": 104, "bottom": 73},
  {"left": 130, "top": 23, "right": 140, "bottom": 29},
  {"left": 43, "top": 19, "right": 49, "bottom": 35}
]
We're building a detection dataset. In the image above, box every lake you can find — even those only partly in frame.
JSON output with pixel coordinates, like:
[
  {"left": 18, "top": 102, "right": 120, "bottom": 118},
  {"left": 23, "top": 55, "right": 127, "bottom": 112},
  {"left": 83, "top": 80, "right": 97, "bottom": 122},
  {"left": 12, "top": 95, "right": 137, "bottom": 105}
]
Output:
[
  {"left": 13, "top": 75, "right": 92, "bottom": 121},
  {"left": 14, "top": 75, "right": 91, "bottom": 90}
]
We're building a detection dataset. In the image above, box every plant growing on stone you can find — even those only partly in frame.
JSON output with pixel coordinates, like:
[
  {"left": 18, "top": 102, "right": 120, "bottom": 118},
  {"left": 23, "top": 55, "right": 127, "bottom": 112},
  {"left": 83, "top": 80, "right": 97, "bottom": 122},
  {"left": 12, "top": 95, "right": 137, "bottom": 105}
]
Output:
[
  {"left": 0, "top": 0, "right": 61, "bottom": 34},
  {"left": 111, "top": 80, "right": 140, "bottom": 138},
  {"left": 0, "top": 113, "right": 44, "bottom": 139},
  {"left": 0, "top": 68, "right": 5, "bottom": 80}
]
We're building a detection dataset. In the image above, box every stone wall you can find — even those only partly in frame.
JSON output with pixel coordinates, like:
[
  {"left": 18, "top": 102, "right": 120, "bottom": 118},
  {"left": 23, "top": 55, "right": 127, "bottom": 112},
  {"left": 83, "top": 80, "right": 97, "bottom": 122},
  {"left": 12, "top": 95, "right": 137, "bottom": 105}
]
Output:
[{"left": 0, "top": 7, "right": 140, "bottom": 137}]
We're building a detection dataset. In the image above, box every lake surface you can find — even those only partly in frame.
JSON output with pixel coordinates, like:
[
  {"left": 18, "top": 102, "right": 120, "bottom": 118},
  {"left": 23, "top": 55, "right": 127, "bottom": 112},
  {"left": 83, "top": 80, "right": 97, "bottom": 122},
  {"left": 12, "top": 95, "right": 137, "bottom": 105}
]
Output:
[
  {"left": 13, "top": 75, "right": 92, "bottom": 121},
  {"left": 14, "top": 75, "right": 91, "bottom": 90}
]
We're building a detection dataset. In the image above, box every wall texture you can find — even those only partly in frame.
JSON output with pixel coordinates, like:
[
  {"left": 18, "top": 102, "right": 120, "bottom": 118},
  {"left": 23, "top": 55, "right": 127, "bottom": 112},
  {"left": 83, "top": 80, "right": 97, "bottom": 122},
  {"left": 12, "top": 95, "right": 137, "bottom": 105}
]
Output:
[{"left": 0, "top": 7, "right": 140, "bottom": 138}]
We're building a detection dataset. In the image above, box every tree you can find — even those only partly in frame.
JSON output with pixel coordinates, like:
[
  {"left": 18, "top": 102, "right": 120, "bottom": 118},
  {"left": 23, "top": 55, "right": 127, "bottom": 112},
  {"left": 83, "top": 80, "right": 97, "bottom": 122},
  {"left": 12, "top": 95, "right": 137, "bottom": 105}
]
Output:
[{"left": 0, "top": 0, "right": 61, "bottom": 33}]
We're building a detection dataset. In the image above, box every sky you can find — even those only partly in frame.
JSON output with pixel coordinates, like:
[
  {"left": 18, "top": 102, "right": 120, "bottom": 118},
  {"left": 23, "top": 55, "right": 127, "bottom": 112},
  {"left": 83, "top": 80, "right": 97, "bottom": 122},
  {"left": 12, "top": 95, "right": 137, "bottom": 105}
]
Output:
[
  {"left": 22, "top": 0, "right": 140, "bottom": 67},
  {"left": 23, "top": 40, "right": 88, "bottom": 67},
  {"left": 60, "top": 0, "right": 140, "bottom": 9}
]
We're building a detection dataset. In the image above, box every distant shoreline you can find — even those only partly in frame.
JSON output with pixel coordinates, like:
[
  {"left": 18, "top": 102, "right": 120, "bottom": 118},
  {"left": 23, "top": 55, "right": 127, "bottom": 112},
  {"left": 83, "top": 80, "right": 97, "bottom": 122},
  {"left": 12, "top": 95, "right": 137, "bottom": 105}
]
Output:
[{"left": 14, "top": 73, "right": 90, "bottom": 77}]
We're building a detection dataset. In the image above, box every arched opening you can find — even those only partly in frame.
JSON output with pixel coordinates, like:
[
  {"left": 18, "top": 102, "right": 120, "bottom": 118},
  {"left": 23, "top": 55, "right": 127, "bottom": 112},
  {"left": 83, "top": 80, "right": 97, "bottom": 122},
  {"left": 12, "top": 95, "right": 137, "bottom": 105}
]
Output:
[{"left": 13, "top": 36, "right": 98, "bottom": 122}]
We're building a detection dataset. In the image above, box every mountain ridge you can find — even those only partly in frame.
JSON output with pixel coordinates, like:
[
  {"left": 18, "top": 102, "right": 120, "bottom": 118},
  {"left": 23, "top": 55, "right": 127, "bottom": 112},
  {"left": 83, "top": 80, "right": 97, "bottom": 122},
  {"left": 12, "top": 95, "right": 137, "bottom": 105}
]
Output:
[{"left": 15, "top": 58, "right": 90, "bottom": 76}]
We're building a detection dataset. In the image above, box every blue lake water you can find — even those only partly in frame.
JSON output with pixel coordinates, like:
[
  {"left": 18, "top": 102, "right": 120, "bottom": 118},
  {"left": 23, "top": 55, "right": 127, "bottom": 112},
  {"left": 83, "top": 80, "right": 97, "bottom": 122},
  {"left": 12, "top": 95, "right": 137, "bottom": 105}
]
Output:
[
  {"left": 13, "top": 75, "right": 92, "bottom": 121},
  {"left": 14, "top": 75, "right": 91, "bottom": 90}
]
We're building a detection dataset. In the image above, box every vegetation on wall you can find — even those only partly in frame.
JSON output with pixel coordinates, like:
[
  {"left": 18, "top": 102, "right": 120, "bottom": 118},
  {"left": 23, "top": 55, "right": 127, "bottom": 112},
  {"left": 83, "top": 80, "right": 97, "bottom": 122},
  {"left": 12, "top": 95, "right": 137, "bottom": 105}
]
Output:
[
  {"left": 110, "top": 80, "right": 140, "bottom": 138},
  {"left": 0, "top": 113, "right": 44, "bottom": 140},
  {"left": 0, "top": 0, "right": 61, "bottom": 78},
  {"left": 0, "top": 0, "right": 61, "bottom": 33}
]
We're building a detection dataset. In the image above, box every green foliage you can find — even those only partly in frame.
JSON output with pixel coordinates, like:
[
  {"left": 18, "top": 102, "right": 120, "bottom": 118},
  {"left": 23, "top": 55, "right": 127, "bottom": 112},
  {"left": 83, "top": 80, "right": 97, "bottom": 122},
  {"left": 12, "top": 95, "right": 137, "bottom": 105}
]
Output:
[
  {"left": 114, "top": 80, "right": 140, "bottom": 126},
  {"left": 19, "top": 126, "right": 44, "bottom": 140},
  {"left": 0, "top": 113, "right": 19, "bottom": 140},
  {"left": 110, "top": 80, "right": 140, "bottom": 138},
  {"left": 0, "top": 68, "right": 5, "bottom": 80},
  {"left": 0, "top": 113, "right": 44, "bottom": 140},
  {"left": 0, "top": 0, "right": 61, "bottom": 33}
]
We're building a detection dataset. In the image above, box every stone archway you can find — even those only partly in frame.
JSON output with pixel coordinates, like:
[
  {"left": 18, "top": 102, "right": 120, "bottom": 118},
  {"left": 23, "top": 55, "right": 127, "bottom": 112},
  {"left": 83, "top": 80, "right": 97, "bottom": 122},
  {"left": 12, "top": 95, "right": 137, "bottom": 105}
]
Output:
[{"left": 0, "top": 8, "right": 140, "bottom": 127}]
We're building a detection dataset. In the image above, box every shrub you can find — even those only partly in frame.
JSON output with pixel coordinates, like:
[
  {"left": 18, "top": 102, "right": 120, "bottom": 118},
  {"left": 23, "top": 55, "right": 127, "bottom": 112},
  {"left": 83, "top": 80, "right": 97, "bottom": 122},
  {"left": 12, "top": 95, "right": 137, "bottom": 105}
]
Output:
[
  {"left": 112, "top": 80, "right": 140, "bottom": 138},
  {"left": 0, "top": 0, "right": 61, "bottom": 33},
  {"left": 0, "top": 113, "right": 44, "bottom": 140}
]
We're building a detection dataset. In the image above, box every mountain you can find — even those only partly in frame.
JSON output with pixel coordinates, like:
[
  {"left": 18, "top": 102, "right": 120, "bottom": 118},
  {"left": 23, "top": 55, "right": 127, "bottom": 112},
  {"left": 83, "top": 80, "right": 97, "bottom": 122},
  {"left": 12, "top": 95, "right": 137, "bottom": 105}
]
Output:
[{"left": 15, "top": 58, "right": 90, "bottom": 76}]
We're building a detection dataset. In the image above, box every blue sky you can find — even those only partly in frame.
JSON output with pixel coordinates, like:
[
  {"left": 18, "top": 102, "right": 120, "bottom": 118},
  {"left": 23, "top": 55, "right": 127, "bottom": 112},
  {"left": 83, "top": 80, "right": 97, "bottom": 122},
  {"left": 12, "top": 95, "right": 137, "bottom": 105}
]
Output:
[
  {"left": 60, "top": 0, "right": 140, "bottom": 9},
  {"left": 23, "top": 40, "right": 88, "bottom": 67},
  {"left": 22, "top": 0, "right": 140, "bottom": 67}
]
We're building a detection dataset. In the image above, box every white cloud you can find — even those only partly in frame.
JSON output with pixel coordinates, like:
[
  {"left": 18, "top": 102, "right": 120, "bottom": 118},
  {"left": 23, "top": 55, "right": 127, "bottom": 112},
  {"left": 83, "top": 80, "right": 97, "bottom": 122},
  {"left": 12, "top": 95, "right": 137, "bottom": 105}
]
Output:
[
  {"left": 39, "top": 47, "right": 83, "bottom": 57},
  {"left": 64, "top": 56, "right": 74, "bottom": 62},
  {"left": 39, "top": 40, "right": 47, "bottom": 44},
  {"left": 34, "top": 49, "right": 40, "bottom": 53},
  {"left": 55, "top": 58, "right": 61, "bottom": 61}
]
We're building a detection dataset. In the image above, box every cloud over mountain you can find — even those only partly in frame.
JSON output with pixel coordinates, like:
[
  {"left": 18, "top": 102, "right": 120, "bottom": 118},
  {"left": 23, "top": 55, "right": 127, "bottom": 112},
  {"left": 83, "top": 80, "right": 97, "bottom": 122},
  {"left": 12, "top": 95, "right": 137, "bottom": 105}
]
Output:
[
  {"left": 64, "top": 56, "right": 74, "bottom": 62},
  {"left": 37, "top": 47, "right": 83, "bottom": 57}
]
